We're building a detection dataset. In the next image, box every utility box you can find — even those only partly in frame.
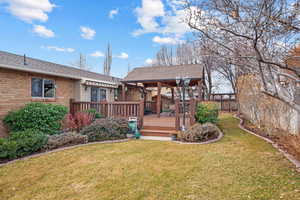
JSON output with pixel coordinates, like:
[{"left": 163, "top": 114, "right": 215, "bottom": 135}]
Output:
[{"left": 128, "top": 117, "right": 140, "bottom": 139}]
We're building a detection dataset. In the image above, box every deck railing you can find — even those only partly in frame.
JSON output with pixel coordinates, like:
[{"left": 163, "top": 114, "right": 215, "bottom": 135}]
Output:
[
  {"left": 145, "top": 101, "right": 156, "bottom": 113},
  {"left": 70, "top": 99, "right": 144, "bottom": 127}
]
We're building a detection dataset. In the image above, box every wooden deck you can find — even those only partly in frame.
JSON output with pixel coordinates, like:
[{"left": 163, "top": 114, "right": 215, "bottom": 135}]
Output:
[
  {"left": 144, "top": 115, "right": 175, "bottom": 127},
  {"left": 141, "top": 114, "right": 190, "bottom": 137}
]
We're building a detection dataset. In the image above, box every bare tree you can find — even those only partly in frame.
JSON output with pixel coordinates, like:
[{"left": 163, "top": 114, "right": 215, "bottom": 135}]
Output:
[
  {"left": 155, "top": 46, "right": 174, "bottom": 66},
  {"left": 103, "top": 43, "right": 112, "bottom": 75},
  {"left": 184, "top": 0, "right": 300, "bottom": 111}
]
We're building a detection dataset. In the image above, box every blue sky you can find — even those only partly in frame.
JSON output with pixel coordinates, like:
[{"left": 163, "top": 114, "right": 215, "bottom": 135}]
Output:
[{"left": 0, "top": 0, "right": 192, "bottom": 78}]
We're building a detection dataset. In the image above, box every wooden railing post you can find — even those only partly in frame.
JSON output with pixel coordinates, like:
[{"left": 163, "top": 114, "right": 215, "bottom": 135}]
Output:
[
  {"left": 189, "top": 98, "right": 196, "bottom": 126},
  {"left": 139, "top": 99, "right": 144, "bottom": 128},
  {"left": 175, "top": 98, "right": 180, "bottom": 131},
  {"left": 228, "top": 94, "right": 231, "bottom": 112},
  {"left": 69, "top": 98, "right": 75, "bottom": 115}
]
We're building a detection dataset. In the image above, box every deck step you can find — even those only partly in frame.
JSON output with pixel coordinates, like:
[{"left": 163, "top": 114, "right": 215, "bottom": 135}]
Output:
[
  {"left": 142, "top": 126, "right": 176, "bottom": 131},
  {"left": 140, "top": 129, "right": 178, "bottom": 137}
]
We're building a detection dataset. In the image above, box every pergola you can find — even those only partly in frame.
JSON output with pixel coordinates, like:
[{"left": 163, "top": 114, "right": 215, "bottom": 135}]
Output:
[{"left": 122, "top": 64, "right": 204, "bottom": 117}]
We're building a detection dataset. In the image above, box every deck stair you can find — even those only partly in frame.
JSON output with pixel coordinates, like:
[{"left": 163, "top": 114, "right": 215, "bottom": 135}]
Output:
[{"left": 140, "top": 126, "right": 178, "bottom": 137}]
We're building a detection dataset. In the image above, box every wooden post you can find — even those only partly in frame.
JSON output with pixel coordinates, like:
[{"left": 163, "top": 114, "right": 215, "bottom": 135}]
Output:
[
  {"left": 190, "top": 98, "right": 196, "bottom": 126},
  {"left": 157, "top": 82, "right": 162, "bottom": 118},
  {"left": 69, "top": 98, "right": 75, "bottom": 115},
  {"left": 220, "top": 95, "right": 223, "bottom": 111},
  {"left": 171, "top": 87, "right": 175, "bottom": 103},
  {"left": 122, "top": 84, "right": 126, "bottom": 101},
  {"left": 175, "top": 98, "right": 180, "bottom": 131},
  {"left": 139, "top": 99, "right": 144, "bottom": 128},
  {"left": 197, "top": 80, "right": 203, "bottom": 100},
  {"left": 228, "top": 94, "right": 231, "bottom": 112}
]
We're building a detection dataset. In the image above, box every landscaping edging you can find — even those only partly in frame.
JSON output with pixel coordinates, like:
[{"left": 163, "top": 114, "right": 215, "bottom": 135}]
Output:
[
  {"left": 234, "top": 114, "right": 300, "bottom": 172},
  {"left": 0, "top": 139, "right": 130, "bottom": 167},
  {"left": 173, "top": 128, "right": 224, "bottom": 145}
]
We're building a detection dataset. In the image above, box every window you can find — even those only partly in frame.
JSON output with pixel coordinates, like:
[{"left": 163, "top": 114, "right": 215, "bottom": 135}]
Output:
[
  {"left": 31, "top": 78, "right": 55, "bottom": 98},
  {"left": 90, "top": 87, "right": 107, "bottom": 102},
  {"left": 91, "top": 87, "right": 99, "bottom": 102},
  {"left": 100, "top": 89, "right": 106, "bottom": 101}
]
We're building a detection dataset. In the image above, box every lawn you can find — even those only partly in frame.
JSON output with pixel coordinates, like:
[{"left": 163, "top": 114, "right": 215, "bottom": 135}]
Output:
[{"left": 0, "top": 114, "right": 299, "bottom": 200}]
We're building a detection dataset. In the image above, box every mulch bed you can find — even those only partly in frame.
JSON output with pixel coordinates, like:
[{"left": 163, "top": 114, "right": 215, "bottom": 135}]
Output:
[{"left": 238, "top": 114, "right": 300, "bottom": 162}]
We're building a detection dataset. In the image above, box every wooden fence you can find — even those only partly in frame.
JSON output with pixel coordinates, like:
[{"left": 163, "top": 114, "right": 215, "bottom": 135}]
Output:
[
  {"left": 208, "top": 93, "right": 237, "bottom": 112},
  {"left": 70, "top": 99, "right": 144, "bottom": 127}
]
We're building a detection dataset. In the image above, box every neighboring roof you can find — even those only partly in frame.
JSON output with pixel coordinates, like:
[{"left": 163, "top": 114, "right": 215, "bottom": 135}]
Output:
[
  {"left": 123, "top": 64, "right": 203, "bottom": 83},
  {"left": 0, "top": 51, "right": 121, "bottom": 84}
]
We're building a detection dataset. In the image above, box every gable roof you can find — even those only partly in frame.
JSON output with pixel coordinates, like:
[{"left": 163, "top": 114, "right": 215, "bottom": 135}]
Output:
[
  {"left": 0, "top": 51, "right": 121, "bottom": 84},
  {"left": 123, "top": 64, "right": 203, "bottom": 83}
]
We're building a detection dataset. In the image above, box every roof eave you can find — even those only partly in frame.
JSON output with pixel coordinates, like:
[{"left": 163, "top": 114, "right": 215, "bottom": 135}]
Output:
[
  {"left": 0, "top": 64, "right": 82, "bottom": 80},
  {"left": 122, "top": 77, "right": 202, "bottom": 83}
]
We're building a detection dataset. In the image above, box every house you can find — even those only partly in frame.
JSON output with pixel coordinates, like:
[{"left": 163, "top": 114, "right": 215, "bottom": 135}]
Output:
[{"left": 0, "top": 51, "right": 148, "bottom": 137}]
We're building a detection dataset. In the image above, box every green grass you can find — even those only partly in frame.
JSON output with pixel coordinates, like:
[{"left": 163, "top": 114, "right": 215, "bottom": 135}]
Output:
[{"left": 0, "top": 113, "right": 299, "bottom": 200}]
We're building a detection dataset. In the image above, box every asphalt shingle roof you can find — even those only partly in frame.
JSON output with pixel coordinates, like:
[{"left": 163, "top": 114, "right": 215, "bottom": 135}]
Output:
[
  {"left": 124, "top": 64, "right": 203, "bottom": 82},
  {"left": 0, "top": 51, "right": 121, "bottom": 84}
]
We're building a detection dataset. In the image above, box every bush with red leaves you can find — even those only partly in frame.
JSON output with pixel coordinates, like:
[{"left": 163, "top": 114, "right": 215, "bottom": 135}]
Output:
[{"left": 62, "top": 112, "right": 93, "bottom": 132}]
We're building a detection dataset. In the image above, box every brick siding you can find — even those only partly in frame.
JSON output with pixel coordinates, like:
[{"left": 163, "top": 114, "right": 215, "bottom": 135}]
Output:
[{"left": 0, "top": 68, "right": 75, "bottom": 137}]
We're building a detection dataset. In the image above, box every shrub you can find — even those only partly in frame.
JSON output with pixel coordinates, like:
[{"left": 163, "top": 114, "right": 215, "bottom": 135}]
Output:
[
  {"left": 80, "top": 118, "right": 129, "bottom": 142},
  {"left": 42, "top": 132, "right": 88, "bottom": 151},
  {"left": 195, "top": 102, "right": 219, "bottom": 124},
  {"left": 0, "top": 130, "right": 47, "bottom": 160},
  {"left": 85, "top": 109, "right": 103, "bottom": 119},
  {"left": 3, "top": 103, "right": 68, "bottom": 135},
  {"left": 62, "top": 112, "right": 93, "bottom": 132},
  {"left": 9, "top": 130, "right": 48, "bottom": 157},
  {"left": 180, "top": 123, "right": 221, "bottom": 143},
  {"left": 0, "top": 139, "right": 18, "bottom": 160}
]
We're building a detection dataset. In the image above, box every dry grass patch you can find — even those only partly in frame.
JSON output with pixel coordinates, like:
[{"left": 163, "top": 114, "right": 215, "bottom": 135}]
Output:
[{"left": 0, "top": 113, "right": 299, "bottom": 200}]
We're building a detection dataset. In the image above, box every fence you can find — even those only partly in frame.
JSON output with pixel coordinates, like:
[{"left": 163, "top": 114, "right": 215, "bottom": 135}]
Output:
[
  {"left": 208, "top": 93, "right": 237, "bottom": 112},
  {"left": 70, "top": 99, "right": 144, "bottom": 127}
]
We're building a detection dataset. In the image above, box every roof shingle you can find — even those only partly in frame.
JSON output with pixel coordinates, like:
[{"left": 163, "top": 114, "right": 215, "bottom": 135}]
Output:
[
  {"left": 124, "top": 64, "right": 203, "bottom": 82},
  {"left": 0, "top": 51, "right": 121, "bottom": 84}
]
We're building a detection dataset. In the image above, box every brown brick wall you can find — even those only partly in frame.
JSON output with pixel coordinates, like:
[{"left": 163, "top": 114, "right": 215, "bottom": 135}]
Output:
[{"left": 0, "top": 68, "right": 75, "bottom": 137}]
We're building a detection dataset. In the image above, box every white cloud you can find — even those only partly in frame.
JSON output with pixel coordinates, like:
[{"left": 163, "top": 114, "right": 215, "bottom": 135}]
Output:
[
  {"left": 90, "top": 51, "right": 105, "bottom": 57},
  {"left": 2, "top": 0, "right": 55, "bottom": 23},
  {"left": 115, "top": 52, "right": 129, "bottom": 59},
  {"left": 80, "top": 26, "right": 96, "bottom": 40},
  {"left": 161, "top": 9, "right": 190, "bottom": 35},
  {"left": 133, "top": 0, "right": 192, "bottom": 37},
  {"left": 109, "top": 8, "right": 119, "bottom": 19},
  {"left": 152, "top": 36, "right": 179, "bottom": 45},
  {"left": 145, "top": 58, "right": 153, "bottom": 65},
  {"left": 133, "top": 0, "right": 165, "bottom": 36},
  {"left": 33, "top": 25, "right": 55, "bottom": 38},
  {"left": 44, "top": 46, "right": 75, "bottom": 52}
]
